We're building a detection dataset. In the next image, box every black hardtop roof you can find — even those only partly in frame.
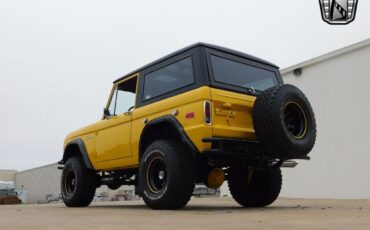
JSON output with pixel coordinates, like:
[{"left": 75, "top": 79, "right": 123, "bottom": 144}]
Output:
[{"left": 114, "top": 42, "right": 279, "bottom": 83}]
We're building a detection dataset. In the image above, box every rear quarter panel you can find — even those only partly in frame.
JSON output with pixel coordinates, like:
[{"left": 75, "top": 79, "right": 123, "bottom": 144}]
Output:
[{"left": 131, "top": 86, "right": 213, "bottom": 166}]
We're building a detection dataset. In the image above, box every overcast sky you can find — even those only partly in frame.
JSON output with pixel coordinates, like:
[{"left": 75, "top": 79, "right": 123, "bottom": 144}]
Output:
[{"left": 1, "top": 0, "right": 370, "bottom": 171}]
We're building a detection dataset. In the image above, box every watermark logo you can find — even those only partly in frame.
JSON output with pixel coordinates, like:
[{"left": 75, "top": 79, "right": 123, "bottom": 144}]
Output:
[{"left": 319, "top": 0, "right": 359, "bottom": 25}]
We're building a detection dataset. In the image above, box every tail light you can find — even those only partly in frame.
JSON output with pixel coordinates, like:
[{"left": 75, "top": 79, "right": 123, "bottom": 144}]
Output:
[{"left": 204, "top": 100, "right": 212, "bottom": 125}]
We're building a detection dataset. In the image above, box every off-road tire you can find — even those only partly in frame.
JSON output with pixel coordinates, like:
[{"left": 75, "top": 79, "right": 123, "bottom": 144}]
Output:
[
  {"left": 253, "top": 84, "right": 316, "bottom": 159},
  {"left": 139, "top": 140, "right": 195, "bottom": 210},
  {"left": 61, "top": 156, "right": 97, "bottom": 207},
  {"left": 228, "top": 165, "right": 282, "bottom": 207}
]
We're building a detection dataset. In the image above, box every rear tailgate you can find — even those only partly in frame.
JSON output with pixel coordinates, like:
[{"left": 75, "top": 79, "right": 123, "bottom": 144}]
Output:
[{"left": 210, "top": 88, "right": 257, "bottom": 140}]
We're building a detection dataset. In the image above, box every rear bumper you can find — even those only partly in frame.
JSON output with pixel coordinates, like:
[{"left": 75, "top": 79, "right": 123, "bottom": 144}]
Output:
[
  {"left": 202, "top": 137, "right": 310, "bottom": 161},
  {"left": 202, "top": 137, "right": 259, "bottom": 157}
]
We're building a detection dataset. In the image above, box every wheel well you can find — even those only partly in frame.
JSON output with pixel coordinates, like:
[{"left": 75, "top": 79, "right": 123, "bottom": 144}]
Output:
[
  {"left": 63, "top": 144, "right": 81, "bottom": 163},
  {"left": 61, "top": 139, "right": 94, "bottom": 169},
  {"left": 139, "top": 121, "right": 195, "bottom": 160}
]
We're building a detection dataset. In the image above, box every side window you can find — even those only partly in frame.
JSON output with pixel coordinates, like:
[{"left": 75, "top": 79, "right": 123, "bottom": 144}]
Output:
[
  {"left": 143, "top": 57, "right": 194, "bottom": 101},
  {"left": 107, "top": 76, "right": 137, "bottom": 116}
]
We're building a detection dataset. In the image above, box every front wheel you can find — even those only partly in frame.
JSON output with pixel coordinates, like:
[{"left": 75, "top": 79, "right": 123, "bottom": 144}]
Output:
[
  {"left": 228, "top": 165, "right": 282, "bottom": 207},
  {"left": 61, "top": 156, "right": 97, "bottom": 207},
  {"left": 139, "top": 140, "right": 195, "bottom": 210}
]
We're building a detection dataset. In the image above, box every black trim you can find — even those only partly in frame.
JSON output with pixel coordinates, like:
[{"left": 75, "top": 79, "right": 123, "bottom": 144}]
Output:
[
  {"left": 202, "top": 137, "right": 257, "bottom": 157},
  {"left": 205, "top": 49, "right": 283, "bottom": 96},
  {"left": 202, "top": 137, "right": 257, "bottom": 144},
  {"left": 140, "top": 115, "right": 198, "bottom": 154},
  {"left": 60, "top": 138, "right": 94, "bottom": 169},
  {"left": 202, "top": 137, "right": 310, "bottom": 160},
  {"left": 141, "top": 56, "right": 196, "bottom": 103},
  {"left": 117, "top": 44, "right": 281, "bottom": 108},
  {"left": 136, "top": 47, "right": 208, "bottom": 108},
  {"left": 114, "top": 42, "right": 278, "bottom": 84}
]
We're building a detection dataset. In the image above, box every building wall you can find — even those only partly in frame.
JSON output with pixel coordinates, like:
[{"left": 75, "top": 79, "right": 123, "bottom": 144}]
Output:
[
  {"left": 15, "top": 163, "right": 61, "bottom": 203},
  {"left": 280, "top": 43, "right": 370, "bottom": 199},
  {"left": 221, "top": 40, "right": 370, "bottom": 199},
  {"left": 0, "top": 170, "right": 17, "bottom": 182},
  {"left": 14, "top": 163, "right": 135, "bottom": 204}
]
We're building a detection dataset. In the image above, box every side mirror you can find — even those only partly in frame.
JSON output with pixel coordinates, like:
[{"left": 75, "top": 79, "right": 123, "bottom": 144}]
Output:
[{"left": 103, "top": 108, "right": 111, "bottom": 118}]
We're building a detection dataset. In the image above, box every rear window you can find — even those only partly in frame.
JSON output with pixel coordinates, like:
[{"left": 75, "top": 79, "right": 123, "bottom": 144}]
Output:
[
  {"left": 143, "top": 57, "right": 194, "bottom": 100},
  {"left": 210, "top": 55, "right": 279, "bottom": 92}
]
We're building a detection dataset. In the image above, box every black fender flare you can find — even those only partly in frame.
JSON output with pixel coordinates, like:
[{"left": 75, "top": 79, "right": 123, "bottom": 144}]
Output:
[
  {"left": 139, "top": 115, "right": 198, "bottom": 155},
  {"left": 59, "top": 138, "right": 94, "bottom": 169}
]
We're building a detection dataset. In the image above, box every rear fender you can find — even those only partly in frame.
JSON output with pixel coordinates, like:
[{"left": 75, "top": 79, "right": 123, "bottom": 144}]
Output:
[{"left": 139, "top": 115, "right": 198, "bottom": 159}]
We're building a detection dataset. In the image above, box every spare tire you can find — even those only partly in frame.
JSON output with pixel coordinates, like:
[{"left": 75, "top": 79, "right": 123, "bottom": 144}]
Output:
[{"left": 252, "top": 84, "right": 316, "bottom": 159}]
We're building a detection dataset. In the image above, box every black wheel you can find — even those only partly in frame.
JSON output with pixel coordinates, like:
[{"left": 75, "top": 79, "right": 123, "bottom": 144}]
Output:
[
  {"left": 139, "top": 140, "right": 195, "bottom": 210},
  {"left": 228, "top": 165, "right": 282, "bottom": 207},
  {"left": 253, "top": 84, "right": 316, "bottom": 159},
  {"left": 61, "top": 156, "right": 97, "bottom": 207}
]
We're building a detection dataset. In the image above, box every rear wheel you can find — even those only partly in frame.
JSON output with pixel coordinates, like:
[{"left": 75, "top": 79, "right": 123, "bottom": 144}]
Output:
[
  {"left": 61, "top": 156, "right": 97, "bottom": 207},
  {"left": 139, "top": 140, "right": 195, "bottom": 210},
  {"left": 228, "top": 165, "right": 282, "bottom": 207}
]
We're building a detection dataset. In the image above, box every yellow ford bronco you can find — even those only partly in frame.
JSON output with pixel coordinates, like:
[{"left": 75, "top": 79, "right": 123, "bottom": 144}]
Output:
[{"left": 59, "top": 43, "right": 316, "bottom": 209}]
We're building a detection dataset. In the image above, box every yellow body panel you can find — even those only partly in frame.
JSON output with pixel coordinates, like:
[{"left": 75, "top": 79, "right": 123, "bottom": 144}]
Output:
[
  {"left": 64, "top": 123, "right": 98, "bottom": 169},
  {"left": 64, "top": 84, "right": 257, "bottom": 171},
  {"left": 95, "top": 113, "right": 132, "bottom": 162},
  {"left": 210, "top": 88, "right": 257, "bottom": 140}
]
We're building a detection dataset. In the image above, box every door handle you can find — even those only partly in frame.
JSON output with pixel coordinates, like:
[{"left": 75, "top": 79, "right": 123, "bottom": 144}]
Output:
[{"left": 222, "top": 103, "right": 232, "bottom": 110}]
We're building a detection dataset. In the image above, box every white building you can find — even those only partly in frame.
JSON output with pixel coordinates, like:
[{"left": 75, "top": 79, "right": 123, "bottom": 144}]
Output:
[
  {"left": 280, "top": 38, "right": 370, "bottom": 199},
  {"left": 13, "top": 163, "right": 135, "bottom": 204},
  {"left": 222, "top": 38, "right": 370, "bottom": 199},
  {"left": 15, "top": 163, "right": 61, "bottom": 203},
  {"left": 0, "top": 170, "right": 17, "bottom": 182}
]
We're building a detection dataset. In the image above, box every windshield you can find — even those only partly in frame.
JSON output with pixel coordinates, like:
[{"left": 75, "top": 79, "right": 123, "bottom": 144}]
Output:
[{"left": 210, "top": 55, "right": 279, "bottom": 92}]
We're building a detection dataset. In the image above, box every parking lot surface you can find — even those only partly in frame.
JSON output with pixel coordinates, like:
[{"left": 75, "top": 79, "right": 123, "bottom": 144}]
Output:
[{"left": 0, "top": 197, "right": 369, "bottom": 229}]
